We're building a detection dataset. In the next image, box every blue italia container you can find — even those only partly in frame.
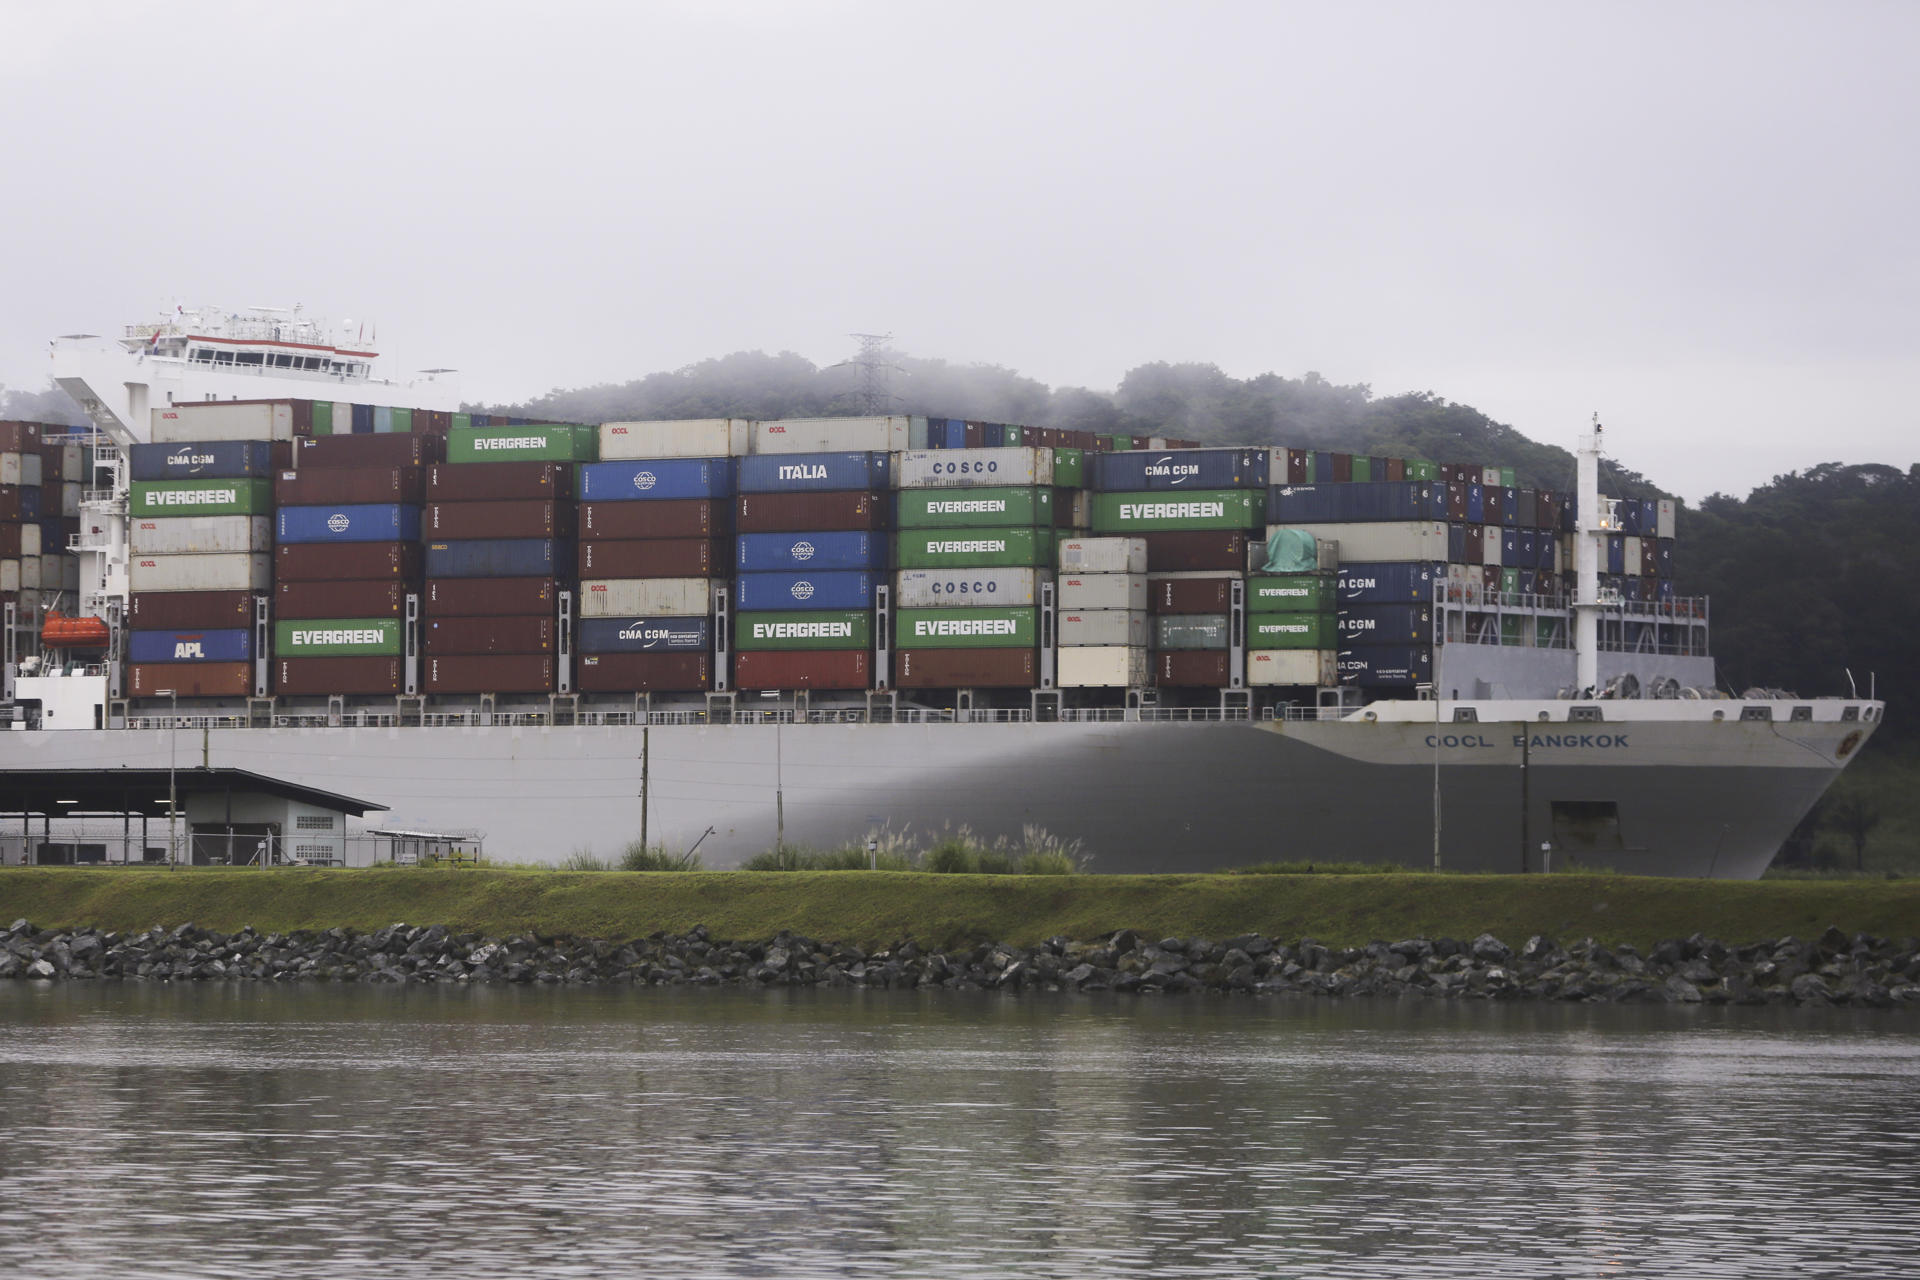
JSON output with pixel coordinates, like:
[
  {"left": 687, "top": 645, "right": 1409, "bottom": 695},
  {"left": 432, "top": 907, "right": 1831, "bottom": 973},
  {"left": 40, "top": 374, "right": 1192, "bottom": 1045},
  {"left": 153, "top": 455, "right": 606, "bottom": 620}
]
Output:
[
  {"left": 425, "top": 538, "right": 575, "bottom": 578},
  {"left": 130, "top": 440, "right": 277, "bottom": 482},
  {"left": 577, "top": 616, "right": 712, "bottom": 654},
  {"left": 734, "top": 571, "right": 876, "bottom": 612},
  {"left": 278, "top": 504, "right": 422, "bottom": 544},
  {"left": 735, "top": 531, "right": 886, "bottom": 572},
  {"left": 1266, "top": 482, "right": 1446, "bottom": 524},
  {"left": 1334, "top": 562, "right": 1446, "bottom": 604},
  {"left": 1094, "top": 448, "right": 1270, "bottom": 492},
  {"left": 1336, "top": 645, "right": 1434, "bottom": 687},
  {"left": 128, "top": 628, "right": 252, "bottom": 663},
  {"left": 578, "top": 459, "right": 733, "bottom": 502},
  {"left": 735, "top": 451, "right": 891, "bottom": 494},
  {"left": 1337, "top": 603, "right": 1435, "bottom": 646}
]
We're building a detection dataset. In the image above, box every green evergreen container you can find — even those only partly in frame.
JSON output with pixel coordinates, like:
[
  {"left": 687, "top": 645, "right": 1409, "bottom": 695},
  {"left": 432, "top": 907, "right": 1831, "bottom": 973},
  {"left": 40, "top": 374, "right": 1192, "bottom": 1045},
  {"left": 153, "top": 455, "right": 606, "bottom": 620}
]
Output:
[
  {"left": 1089, "top": 490, "right": 1260, "bottom": 532},
  {"left": 1248, "top": 575, "right": 1333, "bottom": 613},
  {"left": 1406, "top": 460, "right": 1438, "bottom": 482},
  {"left": 310, "top": 401, "right": 333, "bottom": 437},
  {"left": 1051, "top": 447, "right": 1085, "bottom": 488},
  {"left": 1500, "top": 568, "right": 1519, "bottom": 595},
  {"left": 273, "top": 617, "right": 402, "bottom": 657},
  {"left": 391, "top": 407, "right": 413, "bottom": 434},
  {"left": 1501, "top": 615, "right": 1525, "bottom": 645},
  {"left": 895, "top": 607, "right": 1037, "bottom": 649},
  {"left": 735, "top": 611, "right": 873, "bottom": 651},
  {"left": 896, "top": 487, "right": 1053, "bottom": 529},
  {"left": 1154, "top": 614, "right": 1230, "bottom": 650},
  {"left": 130, "top": 478, "right": 274, "bottom": 518},
  {"left": 452, "top": 413, "right": 472, "bottom": 432},
  {"left": 447, "top": 424, "right": 597, "bottom": 464},
  {"left": 895, "top": 527, "right": 1055, "bottom": 569},
  {"left": 1351, "top": 457, "right": 1372, "bottom": 483},
  {"left": 1249, "top": 612, "right": 1336, "bottom": 649},
  {"left": 1501, "top": 467, "right": 1518, "bottom": 488}
]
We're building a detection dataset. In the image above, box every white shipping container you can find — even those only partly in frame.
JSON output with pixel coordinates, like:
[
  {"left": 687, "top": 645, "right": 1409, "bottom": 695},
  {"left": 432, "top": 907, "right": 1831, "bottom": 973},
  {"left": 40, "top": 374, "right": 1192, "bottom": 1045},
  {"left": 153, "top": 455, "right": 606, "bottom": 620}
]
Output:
[
  {"left": 62, "top": 482, "right": 81, "bottom": 516},
  {"left": 151, "top": 402, "right": 295, "bottom": 442},
  {"left": 63, "top": 558, "right": 79, "bottom": 592},
  {"left": 20, "top": 453, "right": 41, "bottom": 488},
  {"left": 130, "top": 515, "right": 274, "bottom": 555},
  {"left": 1057, "top": 609, "right": 1150, "bottom": 648},
  {"left": 1656, "top": 499, "right": 1676, "bottom": 541},
  {"left": 38, "top": 555, "right": 61, "bottom": 588},
  {"left": 18, "top": 557, "right": 37, "bottom": 589},
  {"left": 892, "top": 568, "right": 1045, "bottom": 609},
  {"left": 1056, "top": 573, "right": 1148, "bottom": 611},
  {"left": 580, "top": 577, "right": 713, "bottom": 617},
  {"left": 1622, "top": 535, "right": 1642, "bottom": 569},
  {"left": 1482, "top": 467, "right": 1501, "bottom": 486},
  {"left": 1483, "top": 532, "right": 1502, "bottom": 568},
  {"left": 128, "top": 552, "right": 272, "bottom": 592},
  {"left": 750, "top": 415, "right": 929, "bottom": 455},
  {"left": 1247, "top": 649, "right": 1336, "bottom": 687},
  {"left": 373, "top": 406, "right": 393, "bottom": 434},
  {"left": 601, "top": 419, "right": 751, "bottom": 460},
  {"left": 19, "top": 523, "right": 40, "bottom": 557},
  {"left": 17, "top": 588, "right": 40, "bottom": 616},
  {"left": 0, "top": 559, "right": 16, "bottom": 593},
  {"left": 331, "top": 402, "right": 354, "bottom": 435},
  {"left": 1268, "top": 522, "right": 1450, "bottom": 564},
  {"left": 1070, "top": 490, "right": 1092, "bottom": 529},
  {"left": 1057, "top": 537, "right": 1148, "bottom": 575},
  {"left": 896, "top": 447, "right": 1053, "bottom": 490},
  {"left": 0, "top": 453, "right": 19, "bottom": 485},
  {"left": 1056, "top": 646, "right": 1150, "bottom": 689}
]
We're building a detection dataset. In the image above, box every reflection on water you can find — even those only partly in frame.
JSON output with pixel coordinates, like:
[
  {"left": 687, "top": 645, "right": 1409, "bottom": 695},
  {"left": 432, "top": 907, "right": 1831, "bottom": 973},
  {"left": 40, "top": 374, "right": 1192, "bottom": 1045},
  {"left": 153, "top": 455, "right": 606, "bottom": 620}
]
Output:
[{"left": 1, "top": 985, "right": 1916, "bottom": 1278}]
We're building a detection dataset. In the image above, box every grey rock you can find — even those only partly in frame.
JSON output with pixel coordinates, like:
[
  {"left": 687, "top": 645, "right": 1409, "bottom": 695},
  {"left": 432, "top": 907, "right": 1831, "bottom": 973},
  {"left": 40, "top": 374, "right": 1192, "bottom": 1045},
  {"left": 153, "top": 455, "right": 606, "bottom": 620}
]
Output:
[
  {"left": 1790, "top": 974, "right": 1833, "bottom": 1004},
  {"left": 25, "top": 959, "right": 56, "bottom": 979},
  {"left": 1470, "top": 933, "right": 1512, "bottom": 963}
]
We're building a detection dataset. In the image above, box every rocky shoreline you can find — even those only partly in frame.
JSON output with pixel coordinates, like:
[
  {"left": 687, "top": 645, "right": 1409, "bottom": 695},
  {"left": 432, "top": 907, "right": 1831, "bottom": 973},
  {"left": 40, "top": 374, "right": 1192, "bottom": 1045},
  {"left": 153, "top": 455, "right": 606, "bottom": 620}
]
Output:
[{"left": 4, "top": 919, "right": 1917, "bottom": 1006}]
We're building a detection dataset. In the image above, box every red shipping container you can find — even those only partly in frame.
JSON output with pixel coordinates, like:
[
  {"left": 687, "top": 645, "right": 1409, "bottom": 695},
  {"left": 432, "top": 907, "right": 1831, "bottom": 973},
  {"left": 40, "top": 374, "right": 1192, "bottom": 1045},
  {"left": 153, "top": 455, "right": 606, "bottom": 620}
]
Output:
[
  {"left": 425, "top": 460, "right": 573, "bottom": 502},
  {"left": 274, "top": 580, "right": 406, "bottom": 620},
  {"left": 1385, "top": 458, "right": 1406, "bottom": 482},
  {"left": 275, "top": 466, "right": 424, "bottom": 505},
  {"left": 1464, "top": 525, "right": 1484, "bottom": 565},
  {"left": 576, "top": 652, "right": 711, "bottom": 693},
  {"left": 1285, "top": 450, "right": 1308, "bottom": 484},
  {"left": 423, "top": 615, "right": 555, "bottom": 655},
  {"left": 425, "top": 654, "right": 553, "bottom": 694},
  {"left": 579, "top": 538, "right": 724, "bottom": 578},
  {"left": 129, "top": 590, "right": 256, "bottom": 630},
  {"left": 276, "top": 656, "right": 403, "bottom": 696},
  {"left": 0, "top": 422, "right": 44, "bottom": 451},
  {"left": 295, "top": 433, "right": 445, "bottom": 470},
  {"left": 1148, "top": 575, "right": 1235, "bottom": 614},
  {"left": 1142, "top": 531, "right": 1248, "bottom": 572},
  {"left": 275, "top": 542, "right": 424, "bottom": 582},
  {"left": 34, "top": 441, "right": 64, "bottom": 481},
  {"left": 129, "top": 662, "right": 252, "bottom": 698},
  {"left": 895, "top": 648, "right": 1036, "bottom": 689},
  {"left": 422, "top": 577, "right": 558, "bottom": 617},
  {"left": 584, "top": 499, "right": 725, "bottom": 540},
  {"left": 733, "top": 491, "right": 880, "bottom": 534},
  {"left": 425, "top": 500, "right": 576, "bottom": 540},
  {"left": 1154, "top": 652, "right": 1232, "bottom": 687},
  {"left": 734, "top": 650, "right": 870, "bottom": 691},
  {"left": 0, "top": 487, "right": 33, "bottom": 520},
  {"left": 963, "top": 422, "right": 985, "bottom": 448},
  {"left": 0, "top": 525, "right": 21, "bottom": 558},
  {"left": 416, "top": 410, "right": 454, "bottom": 436}
]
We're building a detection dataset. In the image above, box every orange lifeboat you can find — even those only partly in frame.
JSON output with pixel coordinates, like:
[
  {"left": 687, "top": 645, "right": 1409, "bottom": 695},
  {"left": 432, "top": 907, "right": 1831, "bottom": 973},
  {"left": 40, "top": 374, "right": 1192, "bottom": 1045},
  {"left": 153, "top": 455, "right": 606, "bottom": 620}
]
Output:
[{"left": 41, "top": 611, "right": 111, "bottom": 648}]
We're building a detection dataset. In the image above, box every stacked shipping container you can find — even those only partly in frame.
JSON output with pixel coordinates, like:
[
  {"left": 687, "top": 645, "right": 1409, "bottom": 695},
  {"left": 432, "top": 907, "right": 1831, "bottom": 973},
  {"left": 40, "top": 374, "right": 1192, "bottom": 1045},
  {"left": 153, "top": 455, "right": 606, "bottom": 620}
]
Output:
[{"left": 1054, "top": 537, "right": 1150, "bottom": 688}]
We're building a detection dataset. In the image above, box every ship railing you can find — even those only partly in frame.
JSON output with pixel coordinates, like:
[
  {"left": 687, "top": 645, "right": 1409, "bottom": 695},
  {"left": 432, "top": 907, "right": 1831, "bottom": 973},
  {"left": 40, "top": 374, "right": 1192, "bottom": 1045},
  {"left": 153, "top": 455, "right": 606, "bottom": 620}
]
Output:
[
  {"left": 126, "top": 712, "right": 250, "bottom": 731},
  {"left": 1055, "top": 706, "right": 1254, "bottom": 724}
]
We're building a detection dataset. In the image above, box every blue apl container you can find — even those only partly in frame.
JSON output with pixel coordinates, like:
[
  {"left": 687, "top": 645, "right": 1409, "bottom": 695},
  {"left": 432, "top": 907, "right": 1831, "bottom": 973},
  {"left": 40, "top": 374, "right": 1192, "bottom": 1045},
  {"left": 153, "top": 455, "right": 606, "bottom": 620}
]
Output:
[
  {"left": 130, "top": 440, "right": 277, "bottom": 482},
  {"left": 578, "top": 459, "right": 733, "bottom": 502},
  {"left": 425, "top": 538, "right": 575, "bottom": 578},
  {"left": 735, "top": 531, "right": 886, "bottom": 573},
  {"left": 1095, "top": 449, "right": 1270, "bottom": 492},
  {"left": 735, "top": 451, "right": 891, "bottom": 494},
  {"left": 1334, "top": 562, "right": 1445, "bottom": 604},
  {"left": 734, "top": 571, "right": 876, "bottom": 612},
  {"left": 1337, "top": 604, "right": 1435, "bottom": 646},
  {"left": 1335, "top": 645, "right": 1434, "bottom": 688},
  {"left": 277, "top": 504, "right": 421, "bottom": 544},
  {"left": 128, "top": 628, "right": 252, "bottom": 664},
  {"left": 577, "top": 616, "right": 712, "bottom": 654},
  {"left": 1267, "top": 482, "right": 1445, "bottom": 524}
]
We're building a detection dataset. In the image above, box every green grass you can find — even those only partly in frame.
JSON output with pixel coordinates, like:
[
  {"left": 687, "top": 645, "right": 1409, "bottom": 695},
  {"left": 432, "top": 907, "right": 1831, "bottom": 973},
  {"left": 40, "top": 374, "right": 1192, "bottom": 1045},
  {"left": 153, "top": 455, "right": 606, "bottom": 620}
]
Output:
[{"left": 4, "top": 867, "right": 1918, "bottom": 952}]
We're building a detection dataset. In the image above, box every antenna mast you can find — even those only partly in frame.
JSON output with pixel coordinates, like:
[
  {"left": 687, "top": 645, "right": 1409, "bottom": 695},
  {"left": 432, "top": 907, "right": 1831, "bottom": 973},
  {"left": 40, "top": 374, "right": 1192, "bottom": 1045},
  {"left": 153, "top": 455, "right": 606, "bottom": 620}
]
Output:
[{"left": 847, "top": 332, "right": 897, "bottom": 414}]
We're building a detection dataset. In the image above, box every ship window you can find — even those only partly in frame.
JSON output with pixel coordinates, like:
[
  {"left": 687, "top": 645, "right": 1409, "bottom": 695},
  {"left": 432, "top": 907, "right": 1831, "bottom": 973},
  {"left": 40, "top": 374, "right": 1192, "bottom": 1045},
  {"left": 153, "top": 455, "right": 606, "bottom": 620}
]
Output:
[
  {"left": 1452, "top": 707, "right": 1477, "bottom": 722},
  {"left": 1740, "top": 706, "right": 1772, "bottom": 722},
  {"left": 1841, "top": 706, "right": 1860, "bottom": 722},
  {"left": 1550, "top": 800, "right": 1624, "bottom": 854},
  {"left": 1568, "top": 705, "right": 1603, "bottom": 722},
  {"left": 1790, "top": 706, "right": 1813, "bottom": 722}
]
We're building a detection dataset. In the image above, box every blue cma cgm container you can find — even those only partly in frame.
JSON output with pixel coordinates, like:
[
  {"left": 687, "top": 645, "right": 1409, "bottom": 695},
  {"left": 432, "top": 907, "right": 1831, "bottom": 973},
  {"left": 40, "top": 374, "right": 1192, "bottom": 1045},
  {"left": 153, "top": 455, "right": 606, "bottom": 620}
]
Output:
[
  {"left": 1336, "top": 604, "right": 1434, "bottom": 646},
  {"left": 128, "top": 628, "right": 253, "bottom": 663},
  {"left": 1336, "top": 645, "right": 1434, "bottom": 687},
  {"left": 426, "top": 538, "right": 575, "bottom": 578},
  {"left": 577, "top": 616, "right": 712, "bottom": 654},
  {"left": 278, "top": 504, "right": 422, "bottom": 544},
  {"left": 736, "top": 451, "right": 890, "bottom": 494},
  {"left": 734, "top": 571, "right": 876, "bottom": 612},
  {"left": 736, "top": 531, "right": 887, "bottom": 572},
  {"left": 130, "top": 440, "right": 277, "bottom": 482},
  {"left": 1094, "top": 448, "right": 1270, "bottom": 492},
  {"left": 1334, "top": 562, "right": 1446, "bottom": 604},
  {"left": 1267, "top": 481, "right": 1446, "bottom": 524},
  {"left": 578, "top": 459, "right": 734, "bottom": 502}
]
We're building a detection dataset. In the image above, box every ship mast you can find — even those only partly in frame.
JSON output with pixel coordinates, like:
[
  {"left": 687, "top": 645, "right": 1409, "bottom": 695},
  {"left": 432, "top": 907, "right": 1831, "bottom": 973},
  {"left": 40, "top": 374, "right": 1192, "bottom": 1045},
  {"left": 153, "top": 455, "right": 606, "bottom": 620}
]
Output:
[{"left": 1572, "top": 415, "right": 1612, "bottom": 695}]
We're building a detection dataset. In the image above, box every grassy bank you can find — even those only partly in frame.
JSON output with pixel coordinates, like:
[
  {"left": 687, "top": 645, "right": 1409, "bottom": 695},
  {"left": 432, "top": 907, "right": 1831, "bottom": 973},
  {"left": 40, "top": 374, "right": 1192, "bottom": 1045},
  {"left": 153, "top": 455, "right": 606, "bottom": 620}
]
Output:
[{"left": 3, "top": 867, "right": 1918, "bottom": 951}]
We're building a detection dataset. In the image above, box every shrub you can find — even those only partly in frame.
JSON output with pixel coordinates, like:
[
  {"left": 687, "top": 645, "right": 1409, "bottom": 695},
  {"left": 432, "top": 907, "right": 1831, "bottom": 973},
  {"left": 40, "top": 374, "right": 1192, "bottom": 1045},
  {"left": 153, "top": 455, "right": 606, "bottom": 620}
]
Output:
[
  {"left": 620, "top": 841, "right": 702, "bottom": 872},
  {"left": 559, "top": 850, "right": 612, "bottom": 872},
  {"left": 1019, "top": 850, "right": 1077, "bottom": 876},
  {"left": 924, "top": 841, "right": 978, "bottom": 875}
]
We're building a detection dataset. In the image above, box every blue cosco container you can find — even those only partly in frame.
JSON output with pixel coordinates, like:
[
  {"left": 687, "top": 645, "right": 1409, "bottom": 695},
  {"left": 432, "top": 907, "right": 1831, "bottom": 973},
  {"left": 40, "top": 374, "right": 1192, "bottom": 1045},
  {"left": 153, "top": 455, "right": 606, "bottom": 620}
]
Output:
[
  {"left": 735, "top": 531, "right": 886, "bottom": 572},
  {"left": 277, "top": 504, "right": 422, "bottom": 544},
  {"left": 734, "top": 571, "right": 876, "bottom": 612},
  {"left": 1094, "top": 448, "right": 1269, "bottom": 492},
  {"left": 1266, "top": 482, "right": 1446, "bottom": 524},
  {"left": 578, "top": 459, "right": 733, "bottom": 502},
  {"left": 735, "top": 451, "right": 891, "bottom": 494},
  {"left": 1336, "top": 604, "right": 1435, "bottom": 646},
  {"left": 1334, "top": 562, "right": 1445, "bottom": 604},
  {"left": 425, "top": 538, "right": 575, "bottom": 578},
  {"left": 1336, "top": 645, "right": 1434, "bottom": 687},
  {"left": 130, "top": 440, "right": 277, "bottom": 482},
  {"left": 577, "top": 616, "right": 712, "bottom": 654},
  {"left": 128, "top": 628, "right": 252, "bottom": 663}
]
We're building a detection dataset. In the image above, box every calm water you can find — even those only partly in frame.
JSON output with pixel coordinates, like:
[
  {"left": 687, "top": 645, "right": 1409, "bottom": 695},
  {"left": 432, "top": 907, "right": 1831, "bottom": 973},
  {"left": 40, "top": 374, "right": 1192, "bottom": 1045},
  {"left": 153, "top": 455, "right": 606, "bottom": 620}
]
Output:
[{"left": 1, "top": 985, "right": 1915, "bottom": 1279}]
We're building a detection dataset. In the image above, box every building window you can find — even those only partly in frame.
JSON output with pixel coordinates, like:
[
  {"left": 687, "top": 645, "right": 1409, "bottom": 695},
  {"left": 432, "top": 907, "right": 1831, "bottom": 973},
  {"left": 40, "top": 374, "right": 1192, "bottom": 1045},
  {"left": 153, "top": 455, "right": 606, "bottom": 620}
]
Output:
[{"left": 296, "top": 814, "right": 336, "bottom": 831}]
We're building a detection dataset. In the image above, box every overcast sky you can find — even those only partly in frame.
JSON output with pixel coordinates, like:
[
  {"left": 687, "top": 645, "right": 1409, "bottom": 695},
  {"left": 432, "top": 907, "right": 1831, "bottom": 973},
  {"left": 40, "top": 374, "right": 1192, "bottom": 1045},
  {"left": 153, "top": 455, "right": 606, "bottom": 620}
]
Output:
[{"left": 4, "top": 2, "right": 1913, "bottom": 501}]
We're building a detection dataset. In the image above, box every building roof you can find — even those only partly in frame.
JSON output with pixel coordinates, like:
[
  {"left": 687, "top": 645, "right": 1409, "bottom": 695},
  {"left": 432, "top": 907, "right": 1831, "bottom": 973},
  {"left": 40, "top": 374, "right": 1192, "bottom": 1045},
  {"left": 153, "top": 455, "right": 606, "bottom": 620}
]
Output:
[{"left": 0, "top": 767, "right": 388, "bottom": 818}]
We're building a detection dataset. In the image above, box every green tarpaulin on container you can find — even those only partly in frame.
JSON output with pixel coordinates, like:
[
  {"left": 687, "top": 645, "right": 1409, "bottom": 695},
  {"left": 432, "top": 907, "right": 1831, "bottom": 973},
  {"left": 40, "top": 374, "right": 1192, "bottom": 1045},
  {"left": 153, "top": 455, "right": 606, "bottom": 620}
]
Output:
[{"left": 1260, "top": 528, "right": 1318, "bottom": 573}]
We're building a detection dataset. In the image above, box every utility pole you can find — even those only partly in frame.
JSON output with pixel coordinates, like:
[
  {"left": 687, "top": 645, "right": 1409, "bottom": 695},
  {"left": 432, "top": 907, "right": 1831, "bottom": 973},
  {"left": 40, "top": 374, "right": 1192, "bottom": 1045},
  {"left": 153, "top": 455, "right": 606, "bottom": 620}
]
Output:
[
  {"left": 639, "top": 724, "right": 649, "bottom": 856},
  {"left": 843, "top": 333, "right": 898, "bottom": 414},
  {"left": 775, "top": 718, "right": 785, "bottom": 852}
]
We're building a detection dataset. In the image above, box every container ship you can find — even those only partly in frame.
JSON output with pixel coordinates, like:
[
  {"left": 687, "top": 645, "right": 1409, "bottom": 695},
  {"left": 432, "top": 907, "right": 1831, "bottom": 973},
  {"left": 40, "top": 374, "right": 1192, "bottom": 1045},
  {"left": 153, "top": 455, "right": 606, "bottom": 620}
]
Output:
[{"left": 0, "top": 311, "right": 1879, "bottom": 875}]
